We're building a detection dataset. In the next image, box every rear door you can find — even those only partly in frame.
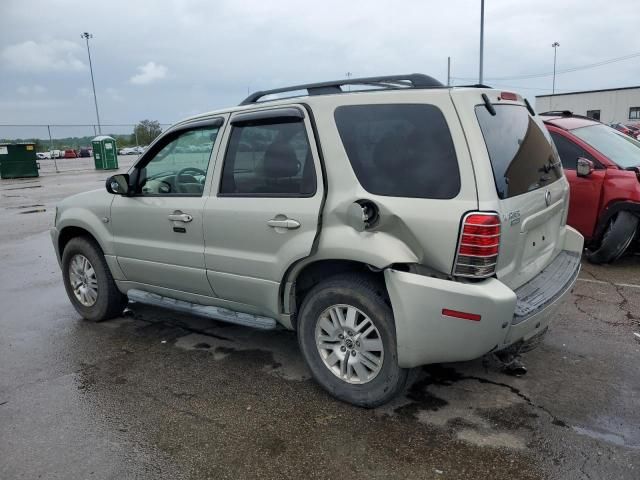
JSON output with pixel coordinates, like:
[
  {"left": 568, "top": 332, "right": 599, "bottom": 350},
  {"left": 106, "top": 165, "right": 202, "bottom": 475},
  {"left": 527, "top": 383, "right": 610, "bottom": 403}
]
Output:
[
  {"left": 451, "top": 90, "right": 570, "bottom": 289},
  {"left": 548, "top": 128, "right": 605, "bottom": 240},
  {"left": 203, "top": 106, "right": 324, "bottom": 317}
]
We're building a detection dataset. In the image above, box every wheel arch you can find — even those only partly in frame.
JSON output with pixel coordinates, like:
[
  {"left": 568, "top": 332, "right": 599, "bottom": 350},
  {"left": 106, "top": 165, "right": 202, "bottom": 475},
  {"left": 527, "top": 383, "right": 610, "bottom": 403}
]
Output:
[
  {"left": 283, "top": 258, "right": 397, "bottom": 330},
  {"left": 593, "top": 200, "right": 640, "bottom": 242},
  {"left": 58, "top": 225, "right": 105, "bottom": 258}
]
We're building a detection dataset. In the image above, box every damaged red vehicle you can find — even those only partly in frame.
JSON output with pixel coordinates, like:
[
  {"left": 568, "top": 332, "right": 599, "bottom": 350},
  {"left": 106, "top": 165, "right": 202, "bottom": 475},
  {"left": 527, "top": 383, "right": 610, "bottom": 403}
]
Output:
[{"left": 541, "top": 111, "right": 640, "bottom": 263}]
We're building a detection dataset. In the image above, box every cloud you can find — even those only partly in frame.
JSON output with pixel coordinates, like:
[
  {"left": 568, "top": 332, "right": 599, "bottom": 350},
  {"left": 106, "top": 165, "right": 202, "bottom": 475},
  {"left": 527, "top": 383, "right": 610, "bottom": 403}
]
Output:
[
  {"left": 1, "top": 40, "right": 85, "bottom": 73},
  {"left": 129, "top": 61, "right": 168, "bottom": 85},
  {"left": 17, "top": 85, "right": 47, "bottom": 95},
  {"left": 106, "top": 87, "right": 124, "bottom": 102}
]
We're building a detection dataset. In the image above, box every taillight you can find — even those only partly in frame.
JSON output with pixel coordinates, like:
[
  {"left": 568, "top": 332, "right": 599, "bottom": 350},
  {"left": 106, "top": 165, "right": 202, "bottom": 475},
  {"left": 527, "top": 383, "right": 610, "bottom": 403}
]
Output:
[{"left": 453, "top": 213, "right": 501, "bottom": 278}]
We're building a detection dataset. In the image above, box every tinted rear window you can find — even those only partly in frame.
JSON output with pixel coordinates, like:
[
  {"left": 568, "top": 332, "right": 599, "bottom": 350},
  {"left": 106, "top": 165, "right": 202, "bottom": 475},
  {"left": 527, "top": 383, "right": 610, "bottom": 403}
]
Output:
[
  {"left": 334, "top": 104, "right": 460, "bottom": 199},
  {"left": 475, "top": 105, "right": 562, "bottom": 199}
]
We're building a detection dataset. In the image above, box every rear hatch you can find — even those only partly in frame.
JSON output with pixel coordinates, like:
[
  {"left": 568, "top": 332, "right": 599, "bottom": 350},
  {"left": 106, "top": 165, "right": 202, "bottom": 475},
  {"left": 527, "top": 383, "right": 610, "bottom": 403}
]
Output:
[{"left": 451, "top": 89, "right": 570, "bottom": 290}]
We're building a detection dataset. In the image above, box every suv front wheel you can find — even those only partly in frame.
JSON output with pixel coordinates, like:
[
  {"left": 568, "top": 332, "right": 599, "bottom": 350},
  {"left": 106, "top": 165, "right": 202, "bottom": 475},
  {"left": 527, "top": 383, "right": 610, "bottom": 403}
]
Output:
[
  {"left": 61, "top": 236, "right": 128, "bottom": 322},
  {"left": 297, "top": 274, "right": 410, "bottom": 407}
]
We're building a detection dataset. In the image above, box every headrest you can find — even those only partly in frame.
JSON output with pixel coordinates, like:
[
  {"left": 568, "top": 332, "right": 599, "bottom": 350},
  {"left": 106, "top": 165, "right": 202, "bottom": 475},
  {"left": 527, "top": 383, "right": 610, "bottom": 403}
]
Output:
[{"left": 263, "top": 142, "right": 300, "bottom": 178}]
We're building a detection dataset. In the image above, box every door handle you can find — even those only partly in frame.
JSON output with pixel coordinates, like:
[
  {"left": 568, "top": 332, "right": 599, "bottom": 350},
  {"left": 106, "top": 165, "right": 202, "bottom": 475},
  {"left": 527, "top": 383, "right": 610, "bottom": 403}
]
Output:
[
  {"left": 267, "top": 218, "right": 300, "bottom": 229},
  {"left": 168, "top": 213, "right": 193, "bottom": 223}
]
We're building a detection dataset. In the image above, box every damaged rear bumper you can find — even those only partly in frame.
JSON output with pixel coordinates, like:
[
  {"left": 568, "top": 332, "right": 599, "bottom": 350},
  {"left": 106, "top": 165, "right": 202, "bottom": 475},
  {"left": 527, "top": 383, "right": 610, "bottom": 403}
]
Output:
[{"left": 385, "top": 227, "right": 583, "bottom": 368}]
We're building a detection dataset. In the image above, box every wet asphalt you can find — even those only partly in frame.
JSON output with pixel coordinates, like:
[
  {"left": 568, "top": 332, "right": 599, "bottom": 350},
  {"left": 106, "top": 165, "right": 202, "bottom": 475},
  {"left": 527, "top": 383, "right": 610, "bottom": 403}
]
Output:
[{"left": 1, "top": 158, "right": 639, "bottom": 479}]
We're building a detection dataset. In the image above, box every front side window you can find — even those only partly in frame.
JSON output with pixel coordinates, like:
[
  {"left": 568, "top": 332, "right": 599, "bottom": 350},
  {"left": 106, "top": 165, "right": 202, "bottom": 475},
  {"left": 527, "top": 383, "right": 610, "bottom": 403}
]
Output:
[
  {"left": 476, "top": 105, "right": 562, "bottom": 199},
  {"left": 334, "top": 104, "right": 460, "bottom": 199},
  {"left": 219, "top": 120, "right": 316, "bottom": 196},
  {"left": 139, "top": 126, "right": 219, "bottom": 195},
  {"left": 629, "top": 107, "right": 640, "bottom": 120},
  {"left": 550, "top": 132, "right": 596, "bottom": 170}
]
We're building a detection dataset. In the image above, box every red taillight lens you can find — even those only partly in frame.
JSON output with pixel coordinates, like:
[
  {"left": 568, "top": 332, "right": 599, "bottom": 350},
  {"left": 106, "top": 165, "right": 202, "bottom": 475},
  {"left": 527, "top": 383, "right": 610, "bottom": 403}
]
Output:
[{"left": 454, "top": 213, "right": 501, "bottom": 278}]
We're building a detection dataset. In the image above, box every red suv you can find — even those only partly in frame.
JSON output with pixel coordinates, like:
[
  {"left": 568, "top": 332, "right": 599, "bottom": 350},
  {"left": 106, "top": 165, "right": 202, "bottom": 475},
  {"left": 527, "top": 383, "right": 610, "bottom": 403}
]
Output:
[{"left": 541, "top": 111, "right": 640, "bottom": 263}]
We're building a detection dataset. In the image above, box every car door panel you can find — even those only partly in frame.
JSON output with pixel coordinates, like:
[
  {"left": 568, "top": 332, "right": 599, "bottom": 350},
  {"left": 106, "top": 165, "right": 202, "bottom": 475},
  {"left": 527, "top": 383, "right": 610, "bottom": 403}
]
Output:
[
  {"left": 110, "top": 117, "right": 227, "bottom": 296},
  {"left": 549, "top": 128, "right": 606, "bottom": 240},
  {"left": 112, "top": 195, "right": 214, "bottom": 296},
  {"left": 203, "top": 106, "right": 324, "bottom": 317},
  {"left": 563, "top": 169, "right": 606, "bottom": 240}
]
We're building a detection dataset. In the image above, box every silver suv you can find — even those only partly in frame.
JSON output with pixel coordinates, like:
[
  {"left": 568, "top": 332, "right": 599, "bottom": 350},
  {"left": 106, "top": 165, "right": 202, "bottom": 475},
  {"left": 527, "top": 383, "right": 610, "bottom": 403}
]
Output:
[{"left": 51, "top": 74, "right": 583, "bottom": 407}]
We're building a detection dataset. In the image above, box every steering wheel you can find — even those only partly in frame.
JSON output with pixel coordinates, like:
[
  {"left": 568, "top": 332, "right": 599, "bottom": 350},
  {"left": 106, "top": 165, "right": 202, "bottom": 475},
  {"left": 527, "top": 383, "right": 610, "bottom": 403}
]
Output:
[{"left": 175, "top": 167, "right": 207, "bottom": 193}]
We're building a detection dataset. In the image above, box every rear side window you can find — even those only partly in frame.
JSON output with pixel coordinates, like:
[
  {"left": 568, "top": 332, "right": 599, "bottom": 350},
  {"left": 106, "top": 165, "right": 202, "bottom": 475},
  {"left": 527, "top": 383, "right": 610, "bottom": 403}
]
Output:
[
  {"left": 219, "top": 120, "right": 316, "bottom": 196},
  {"left": 476, "top": 105, "right": 562, "bottom": 199},
  {"left": 334, "top": 104, "right": 460, "bottom": 199}
]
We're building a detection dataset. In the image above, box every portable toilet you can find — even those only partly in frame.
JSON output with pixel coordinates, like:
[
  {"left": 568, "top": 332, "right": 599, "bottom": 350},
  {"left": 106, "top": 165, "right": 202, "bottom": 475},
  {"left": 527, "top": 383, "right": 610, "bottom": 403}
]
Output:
[
  {"left": 0, "top": 142, "right": 40, "bottom": 179},
  {"left": 91, "top": 136, "right": 118, "bottom": 170}
]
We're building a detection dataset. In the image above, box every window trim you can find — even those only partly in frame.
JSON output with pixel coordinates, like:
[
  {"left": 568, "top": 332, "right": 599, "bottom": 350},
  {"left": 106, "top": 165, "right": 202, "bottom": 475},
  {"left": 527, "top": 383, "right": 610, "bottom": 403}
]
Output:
[
  {"left": 128, "top": 117, "right": 224, "bottom": 198},
  {"left": 629, "top": 107, "right": 640, "bottom": 120},
  {"left": 217, "top": 113, "right": 318, "bottom": 198}
]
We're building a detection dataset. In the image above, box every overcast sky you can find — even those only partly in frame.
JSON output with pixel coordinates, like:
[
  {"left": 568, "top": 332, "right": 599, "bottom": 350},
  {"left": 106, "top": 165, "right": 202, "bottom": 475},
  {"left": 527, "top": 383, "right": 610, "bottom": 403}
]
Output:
[{"left": 2, "top": 0, "right": 640, "bottom": 135}]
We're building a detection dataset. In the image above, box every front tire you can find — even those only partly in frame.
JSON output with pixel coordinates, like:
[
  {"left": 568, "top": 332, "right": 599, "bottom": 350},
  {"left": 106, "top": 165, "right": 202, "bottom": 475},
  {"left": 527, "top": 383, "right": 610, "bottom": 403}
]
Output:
[
  {"left": 586, "top": 211, "right": 638, "bottom": 264},
  {"left": 297, "top": 274, "right": 409, "bottom": 407},
  {"left": 61, "top": 236, "right": 127, "bottom": 322}
]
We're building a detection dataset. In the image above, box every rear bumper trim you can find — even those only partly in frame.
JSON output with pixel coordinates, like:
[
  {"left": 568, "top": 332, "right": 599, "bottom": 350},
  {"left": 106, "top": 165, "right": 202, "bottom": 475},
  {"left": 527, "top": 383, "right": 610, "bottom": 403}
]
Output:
[{"left": 512, "top": 250, "right": 581, "bottom": 324}]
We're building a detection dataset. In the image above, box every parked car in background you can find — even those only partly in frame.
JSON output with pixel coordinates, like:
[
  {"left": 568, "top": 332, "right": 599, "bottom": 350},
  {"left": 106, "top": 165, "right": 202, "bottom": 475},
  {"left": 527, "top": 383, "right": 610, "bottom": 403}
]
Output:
[
  {"left": 36, "top": 152, "right": 49, "bottom": 159},
  {"left": 63, "top": 149, "right": 77, "bottom": 159},
  {"left": 610, "top": 123, "right": 634, "bottom": 137},
  {"left": 118, "top": 147, "right": 137, "bottom": 155},
  {"left": 78, "top": 147, "right": 92, "bottom": 158},
  {"left": 541, "top": 111, "right": 640, "bottom": 263},
  {"left": 50, "top": 149, "right": 62, "bottom": 159},
  {"left": 51, "top": 74, "right": 583, "bottom": 407},
  {"left": 625, "top": 124, "right": 640, "bottom": 140}
]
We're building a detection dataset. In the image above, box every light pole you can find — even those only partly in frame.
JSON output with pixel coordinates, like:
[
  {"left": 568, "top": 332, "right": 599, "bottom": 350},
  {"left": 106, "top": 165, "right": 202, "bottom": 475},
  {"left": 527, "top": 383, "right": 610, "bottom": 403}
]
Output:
[
  {"left": 479, "top": 0, "right": 485, "bottom": 84},
  {"left": 552, "top": 41, "right": 560, "bottom": 95},
  {"left": 81, "top": 32, "right": 102, "bottom": 135}
]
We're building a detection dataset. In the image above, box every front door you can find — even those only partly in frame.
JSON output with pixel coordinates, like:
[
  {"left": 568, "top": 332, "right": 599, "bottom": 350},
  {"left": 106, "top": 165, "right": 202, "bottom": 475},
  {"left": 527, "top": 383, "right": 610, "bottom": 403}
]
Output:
[
  {"left": 111, "top": 117, "right": 225, "bottom": 296},
  {"left": 549, "top": 129, "right": 605, "bottom": 240},
  {"left": 203, "top": 106, "right": 324, "bottom": 316}
]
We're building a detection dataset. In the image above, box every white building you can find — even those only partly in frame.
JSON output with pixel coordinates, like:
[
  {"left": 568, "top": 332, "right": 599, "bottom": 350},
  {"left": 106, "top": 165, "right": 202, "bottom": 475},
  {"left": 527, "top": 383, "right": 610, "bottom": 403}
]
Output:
[{"left": 535, "top": 86, "right": 640, "bottom": 125}]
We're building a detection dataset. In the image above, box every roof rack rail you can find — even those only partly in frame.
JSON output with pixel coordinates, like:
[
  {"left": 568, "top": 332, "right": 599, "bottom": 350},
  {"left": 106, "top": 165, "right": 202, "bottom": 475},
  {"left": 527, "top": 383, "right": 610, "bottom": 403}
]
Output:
[
  {"left": 539, "top": 110, "right": 573, "bottom": 116},
  {"left": 240, "top": 73, "right": 444, "bottom": 105}
]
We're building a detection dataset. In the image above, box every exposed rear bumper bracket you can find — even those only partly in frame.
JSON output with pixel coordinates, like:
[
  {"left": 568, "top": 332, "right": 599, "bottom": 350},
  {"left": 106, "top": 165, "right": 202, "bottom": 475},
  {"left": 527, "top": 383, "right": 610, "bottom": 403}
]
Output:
[{"left": 512, "top": 250, "right": 581, "bottom": 324}]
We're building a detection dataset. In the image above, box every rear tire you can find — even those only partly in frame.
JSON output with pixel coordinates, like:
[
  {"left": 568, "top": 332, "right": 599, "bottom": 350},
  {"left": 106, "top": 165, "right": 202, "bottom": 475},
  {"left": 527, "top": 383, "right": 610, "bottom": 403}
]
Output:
[
  {"left": 586, "top": 211, "right": 638, "bottom": 264},
  {"left": 61, "top": 236, "right": 127, "bottom": 322},
  {"left": 297, "top": 273, "right": 409, "bottom": 407}
]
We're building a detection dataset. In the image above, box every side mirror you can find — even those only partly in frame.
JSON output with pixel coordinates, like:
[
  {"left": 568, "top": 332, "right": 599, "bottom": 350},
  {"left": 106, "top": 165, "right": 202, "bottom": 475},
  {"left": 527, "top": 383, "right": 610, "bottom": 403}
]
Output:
[
  {"left": 576, "top": 157, "right": 594, "bottom": 177},
  {"left": 106, "top": 174, "right": 131, "bottom": 195}
]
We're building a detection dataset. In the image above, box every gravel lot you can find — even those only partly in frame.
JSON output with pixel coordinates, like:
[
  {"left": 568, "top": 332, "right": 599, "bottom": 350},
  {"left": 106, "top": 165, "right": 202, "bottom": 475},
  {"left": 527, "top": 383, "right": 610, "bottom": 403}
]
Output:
[{"left": 1, "top": 158, "right": 639, "bottom": 479}]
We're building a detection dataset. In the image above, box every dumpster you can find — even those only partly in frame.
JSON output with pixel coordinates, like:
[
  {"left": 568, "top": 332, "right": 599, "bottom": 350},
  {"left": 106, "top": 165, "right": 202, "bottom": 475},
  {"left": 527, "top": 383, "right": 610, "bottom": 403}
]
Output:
[
  {"left": 0, "top": 142, "right": 39, "bottom": 179},
  {"left": 91, "top": 136, "right": 118, "bottom": 170}
]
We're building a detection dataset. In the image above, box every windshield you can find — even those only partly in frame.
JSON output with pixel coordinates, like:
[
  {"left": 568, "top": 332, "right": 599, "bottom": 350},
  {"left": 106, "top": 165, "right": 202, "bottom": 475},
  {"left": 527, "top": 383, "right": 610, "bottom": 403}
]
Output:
[
  {"left": 476, "top": 104, "right": 562, "bottom": 199},
  {"left": 571, "top": 124, "right": 640, "bottom": 168}
]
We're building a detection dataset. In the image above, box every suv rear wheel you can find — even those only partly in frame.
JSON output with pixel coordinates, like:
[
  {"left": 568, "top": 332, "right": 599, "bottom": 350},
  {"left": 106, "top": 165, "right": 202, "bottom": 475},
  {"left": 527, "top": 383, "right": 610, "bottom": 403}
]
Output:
[
  {"left": 297, "top": 273, "right": 409, "bottom": 407},
  {"left": 61, "top": 236, "right": 128, "bottom": 321},
  {"left": 587, "top": 211, "right": 638, "bottom": 264}
]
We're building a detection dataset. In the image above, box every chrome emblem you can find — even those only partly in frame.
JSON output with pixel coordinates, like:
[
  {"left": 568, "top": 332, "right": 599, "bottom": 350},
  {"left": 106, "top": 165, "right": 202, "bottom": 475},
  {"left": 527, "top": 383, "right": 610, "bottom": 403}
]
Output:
[{"left": 545, "top": 190, "right": 552, "bottom": 207}]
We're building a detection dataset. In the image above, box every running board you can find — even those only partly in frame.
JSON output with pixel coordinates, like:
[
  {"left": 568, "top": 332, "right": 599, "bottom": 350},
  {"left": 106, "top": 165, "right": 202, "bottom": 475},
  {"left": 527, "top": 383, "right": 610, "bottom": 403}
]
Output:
[{"left": 127, "top": 289, "right": 277, "bottom": 330}]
